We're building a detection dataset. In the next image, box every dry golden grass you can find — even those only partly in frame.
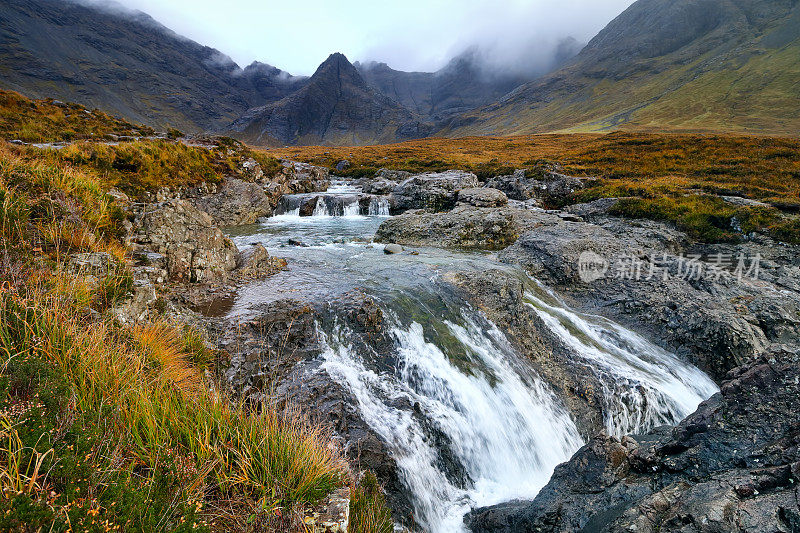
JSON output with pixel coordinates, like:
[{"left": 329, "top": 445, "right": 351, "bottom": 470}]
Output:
[{"left": 265, "top": 132, "right": 800, "bottom": 206}]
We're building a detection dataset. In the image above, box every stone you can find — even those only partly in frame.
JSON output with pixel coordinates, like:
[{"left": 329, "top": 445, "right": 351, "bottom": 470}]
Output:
[
  {"left": 375, "top": 206, "right": 523, "bottom": 250},
  {"left": 237, "top": 244, "right": 287, "bottom": 279},
  {"left": 68, "top": 251, "right": 115, "bottom": 275},
  {"left": 383, "top": 243, "right": 403, "bottom": 254},
  {"left": 363, "top": 179, "right": 396, "bottom": 195},
  {"left": 191, "top": 178, "right": 273, "bottom": 226},
  {"left": 389, "top": 170, "right": 479, "bottom": 213},
  {"left": 375, "top": 168, "right": 412, "bottom": 182},
  {"left": 457, "top": 187, "right": 509, "bottom": 207},
  {"left": 135, "top": 200, "right": 239, "bottom": 283},
  {"left": 335, "top": 160, "right": 351, "bottom": 172}
]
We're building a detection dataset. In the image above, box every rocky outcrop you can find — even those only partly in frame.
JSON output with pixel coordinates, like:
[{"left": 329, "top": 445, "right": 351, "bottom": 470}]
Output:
[
  {"left": 497, "top": 212, "right": 800, "bottom": 381},
  {"left": 485, "top": 168, "right": 587, "bottom": 205},
  {"left": 134, "top": 200, "right": 239, "bottom": 283},
  {"left": 191, "top": 177, "right": 272, "bottom": 226},
  {"left": 389, "top": 171, "right": 479, "bottom": 213},
  {"left": 375, "top": 206, "right": 519, "bottom": 250},
  {"left": 457, "top": 188, "right": 508, "bottom": 208},
  {"left": 466, "top": 346, "right": 800, "bottom": 533}
]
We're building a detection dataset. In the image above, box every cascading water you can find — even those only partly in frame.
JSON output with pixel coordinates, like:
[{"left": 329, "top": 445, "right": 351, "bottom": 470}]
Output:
[
  {"left": 225, "top": 194, "right": 719, "bottom": 533},
  {"left": 273, "top": 180, "right": 390, "bottom": 218},
  {"left": 523, "top": 282, "right": 718, "bottom": 437},
  {"left": 321, "top": 306, "right": 583, "bottom": 532}
]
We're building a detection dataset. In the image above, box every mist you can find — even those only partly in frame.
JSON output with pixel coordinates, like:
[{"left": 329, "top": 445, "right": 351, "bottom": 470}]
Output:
[{"left": 102, "top": 0, "right": 636, "bottom": 76}]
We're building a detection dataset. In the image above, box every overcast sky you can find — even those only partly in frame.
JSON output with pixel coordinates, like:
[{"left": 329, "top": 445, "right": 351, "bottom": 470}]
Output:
[{"left": 117, "top": 0, "right": 636, "bottom": 75}]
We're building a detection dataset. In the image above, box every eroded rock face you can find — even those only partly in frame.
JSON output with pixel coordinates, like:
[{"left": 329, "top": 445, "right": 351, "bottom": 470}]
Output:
[
  {"left": 135, "top": 200, "right": 239, "bottom": 283},
  {"left": 375, "top": 206, "right": 519, "bottom": 250},
  {"left": 466, "top": 346, "right": 800, "bottom": 533},
  {"left": 389, "top": 170, "right": 479, "bottom": 213}
]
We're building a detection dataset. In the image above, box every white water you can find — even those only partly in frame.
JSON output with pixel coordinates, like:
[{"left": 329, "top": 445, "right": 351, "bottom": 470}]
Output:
[
  {"left": 524, "top": 282, "right": 718, "bottom": 437},
  {"left": 368, "top": 196, "right": 391, "bottom": 216},
  {"left": 321, "top": 312, "right": 583, "bottom": 532}
]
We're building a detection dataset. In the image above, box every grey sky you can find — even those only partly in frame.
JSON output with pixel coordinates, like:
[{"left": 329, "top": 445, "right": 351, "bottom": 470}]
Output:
[{"left": 117, "top": 0, "right": 636, "bottom": 75}]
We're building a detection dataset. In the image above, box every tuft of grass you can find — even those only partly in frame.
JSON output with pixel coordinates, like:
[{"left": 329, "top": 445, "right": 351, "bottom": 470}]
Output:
[{"left": 348, "top": 472, "right": 393, "bottom": 533}]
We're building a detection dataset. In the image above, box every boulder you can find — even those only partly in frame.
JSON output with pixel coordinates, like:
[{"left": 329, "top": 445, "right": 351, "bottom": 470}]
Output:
[
  {"left": 375, "top": 168, "right": 412, "bottom": 182},
  {"left": 335, "top": 159, "right": 351, "bottom": 172},
  {"left": 383, "top": 243, "right": 403, "bottom": 254},
  {"left": 237, "top": 244, "right": 287, "bottom": 279},
  {"left": 191, "top": 178, "right": 273, "bottom": 226},
  {"left": 486, "top": 169, "right": 587, "bottom": 205},
  {"left": 389, "top": 170, "right": 479, "bottom": 213},
  {"left": 466, "top": 346, "right": 800, "bottom": 533},
  {"left": 363, "top": 179, "right": 396, "bottom": 195},
  {"left": 457, "top": 188, "right": 508, "bottom": 208},
  {"left": 240, "top": 157, "right": 264, "bottom": 182},
  {"left": 135, "top": 200, "right": 239, "bottom": 283},
  {"left": 375, "top": 205, "right": 519, "bottom": 250}
]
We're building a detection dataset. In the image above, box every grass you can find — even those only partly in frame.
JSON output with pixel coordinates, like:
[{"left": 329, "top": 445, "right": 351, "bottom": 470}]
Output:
[
  {"left": 267, "top": 132, "right": 800, "bottom": 243},
  {"left": 0, "top": 90, "right": 154, "bottom": 143},
  {"left": 0, "top": 109, "right": 393, "bottom": 530}
]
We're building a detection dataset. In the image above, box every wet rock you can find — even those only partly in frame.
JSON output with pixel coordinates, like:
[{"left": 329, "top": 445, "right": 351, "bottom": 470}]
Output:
[
  {"left": 191, "top": 177, "right": 273, "bottom": 226},
  {"left": 375, "top": 206, "right": 520, "bottom": 250},
  {"left": 442, "top": 268, "right": 606, "bottom": 436},
  {"left": 466, "top": 347, "right": 800, "bottom": 533},
  {"left": 223, "top": 299, "right": 320, "bottom": 396},
  {"left": 457, "top": 188, "right": 509, "bottom": 208},
  {"left": 237, "top": 244, "right": 287, "bottom": 279},
  {"left": 288, "top": 238, "right": 309, "bottom": 247},
  {"left": 299, "top": 196, "right": 321, "bottom": 216},
  {"left": 389, "top": 170, "right": 479, "bottom": 213},
  {"left": 497, "top": 218, "right": 791, "bottom": 380},
  {"left": 135, "top": 200, "right": 239, "bottom": 283},
  {"left": 383, "top": 243, "right": 403, "bottom": 254}
]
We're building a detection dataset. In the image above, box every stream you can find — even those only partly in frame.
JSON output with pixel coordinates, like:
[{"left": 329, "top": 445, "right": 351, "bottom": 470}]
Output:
[{"left": 225, "top": 184, "right": 719, "bottom": 532}]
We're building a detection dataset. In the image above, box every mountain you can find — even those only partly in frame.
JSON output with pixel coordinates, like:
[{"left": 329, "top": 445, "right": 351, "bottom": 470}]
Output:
[
  {"left": 356, "top": 49, "right": 533, "bottom": 121},
  {"left": 446, "top": 0, "right": 800, "bottom": 136},
  {"left": 227, "top": 53, "right": 432, "bottom": 146},
  {"left": 0, "top": 0, "right": 306, "bottom": 132}
]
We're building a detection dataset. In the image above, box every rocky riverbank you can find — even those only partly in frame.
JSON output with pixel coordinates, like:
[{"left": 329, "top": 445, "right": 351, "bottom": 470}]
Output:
[{"left": 109, "top": 160, "right": 800, "bottom": 532}]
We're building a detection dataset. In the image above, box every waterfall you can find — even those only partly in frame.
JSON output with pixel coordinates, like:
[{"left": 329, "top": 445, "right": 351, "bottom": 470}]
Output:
[
  {"left": 320, "top": 309, "right": 583, "bottom": 532},
  {"left": 524, "top": 281, "right": 718, "bottom": 437},
  {"left": 368, "top": 196, "right": 391, "bottom": 216}
]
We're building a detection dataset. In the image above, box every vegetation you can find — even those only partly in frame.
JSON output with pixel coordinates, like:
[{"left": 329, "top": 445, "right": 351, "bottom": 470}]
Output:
[
  {"left": 0, "top": 90, "right": 153, "bottom": 143},
  {"left": 268, "top": 132, "right": 800, "bottom": 243},
  {"left": 0, "top": 111, "right": 391, "bottom": 529}
]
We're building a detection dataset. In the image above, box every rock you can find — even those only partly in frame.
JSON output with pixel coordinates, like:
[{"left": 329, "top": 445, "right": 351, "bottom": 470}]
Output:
[
  {"left": 497, "top": 215, "right": 799, "bottom": 381},
  {"left": 223, "top": 299, "right": 320, "bottom": 395},
  {"left": 375, "top": 206, "right": 524, "bottom": 250},
  {"left": 486, "top": 168, "right": 587, "bottom": 205},
  {"left": 389, "top": 170, "right": 479, "bottom": 213},
  {"left": 305, "top": 487, "right": 350, "bottom": 532},
  {"left": 191, "top": 177, "right": 273, "bottom": 226},
  {"left": 362, "top": 179, "right": 396, "bottom": 195},
  {"left": 457, "top": 188, "right": 509, "bottom": 207},
  {"left": 466, "top": 347, "right": 800, "bottom": 533},
  {"left": 135, "top": 200, "right": 239, "bottom": 283},
  {"left": 375, "top": 168, "right": 412, "bottom": 182},
  {"left": 68, "top": 251, "right": 115, "bottom": 275},
  {"left": 335, "top": 160, "right": 351, "bottom": 172},
  {"left": 288, "top": 238, "right": 309, "bottom": 247},
  {"left": 281, "top": 160, "right": 331, "bottom": 193},
  {"left": 383, "top": 243, "right": 403, "bottom": 254},
  {"left": 237, "top": 244, "right": 287, "bottom": 279},
  {"left": 721, "top": 195, "right": 771, "bottom": 208},
  {"left": 239, "top": 157, "right": 264, "bottom": 182}
]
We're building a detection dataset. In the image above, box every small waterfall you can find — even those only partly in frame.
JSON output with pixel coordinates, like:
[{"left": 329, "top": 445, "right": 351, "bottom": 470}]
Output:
[
  {"left": 320, "top": 308, "right": 583, "bottom": 532},
  {"left": 368, "top": 196, "right": 391, "bottom": 216},
  {"left": 524, "top": 281, "right": 718, "bottom": 437}
]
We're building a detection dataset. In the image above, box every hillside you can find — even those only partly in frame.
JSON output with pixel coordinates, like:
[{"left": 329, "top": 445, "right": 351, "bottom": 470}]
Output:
[
  {"left": 356, "top": 50, "right": 533, "bottom": 121},
  {"left": 446, "top": 0, "right": 800, "bottom": 136},
  {"left": 0, "top": 0, "right": 306, "bottom": 132},
  {"left": 228, "top": 53, "right": 433, "bottom": 146}
]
